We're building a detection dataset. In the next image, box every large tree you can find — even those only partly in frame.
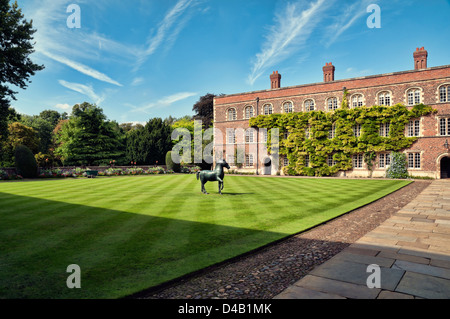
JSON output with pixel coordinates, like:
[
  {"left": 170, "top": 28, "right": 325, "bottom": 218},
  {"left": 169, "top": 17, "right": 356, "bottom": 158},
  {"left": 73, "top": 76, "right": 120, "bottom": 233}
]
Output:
[
  {"left": 0, "top": 0, "right": 44, "bottom": 142},
  {"left": 55, "top": 103, "right": 125, "bottom": 166},
  {"left": 192, "top": 93, "right": 223, "bottom": 129},
  {"left": 126, "top": 118, "right": 172, "bottom": 165}
]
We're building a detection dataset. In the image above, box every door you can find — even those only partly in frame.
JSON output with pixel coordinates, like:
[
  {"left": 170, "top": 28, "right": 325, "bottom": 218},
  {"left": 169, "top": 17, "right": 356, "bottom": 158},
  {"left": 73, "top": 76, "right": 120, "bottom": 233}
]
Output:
[
  {"left": 441, "top": 157, "right": 450, "bottom": 179},
  {"left": 263, "top": 157, "right": 272, "bottom": 175}
]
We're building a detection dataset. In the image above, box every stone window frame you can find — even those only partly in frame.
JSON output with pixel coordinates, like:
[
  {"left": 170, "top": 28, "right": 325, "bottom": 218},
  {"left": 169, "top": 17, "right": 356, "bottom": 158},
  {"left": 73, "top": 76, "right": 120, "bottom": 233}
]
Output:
[
  {"left": 378, "top": 152, "right": 391, "bottom": 169},
  {"left": 245, "top": 128, "right": 256, "bottom": 143},
  {"left": 405, "top": 87, "right": 423, "bottom": 106},
  {"left": 326, "top": 97, "right": 339, "bottom": 111},
  {"left": 377, "top": 90, "right": 393, "bottom": 106},
  {"left": 437, "top": 83, "right": 450, "bottom": 103},
  {"left": 227, "top": 107, "right": 237, "bottom": 121},
  {"left": 262, "top": 103, "right": 273, "bottom": 115},
  {"left": 282, "top": 100, "right": 294, "bottom": 113},
  {"left": 352, "top": 153, "right": 364, "bottom": 169},
  {"left": 244, "top": 105, "right": 254, "bottom": 119},
  {"left": 303, "top": 99, "right": 316, "bottom": 112},
  {"left": 406, "top": 119, "right": 421, "bottom": 137},
  {"left": 438, "top": 117, "right": 450, "bottom": 136},
  {"left": 350, "top": 93, "right": 365, "bottom": 108},
  {"left": 406, "top": 152, "right": 421, "bottom": 169},
  {"left": 245, "top": 154, "right": 254, "bottom": 167}
]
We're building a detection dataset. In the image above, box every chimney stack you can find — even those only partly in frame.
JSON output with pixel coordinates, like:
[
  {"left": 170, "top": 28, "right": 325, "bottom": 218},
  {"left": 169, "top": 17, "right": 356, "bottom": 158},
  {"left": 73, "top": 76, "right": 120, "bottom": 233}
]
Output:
[
  {"left": 270, "top": 71, "right": 281, "bottom": 89},
  {"left": 323, "top": 62, "right": 335, "bottom": 82},
  {"left": 413, "top": 47, "right": 428, "bottom": 70}
]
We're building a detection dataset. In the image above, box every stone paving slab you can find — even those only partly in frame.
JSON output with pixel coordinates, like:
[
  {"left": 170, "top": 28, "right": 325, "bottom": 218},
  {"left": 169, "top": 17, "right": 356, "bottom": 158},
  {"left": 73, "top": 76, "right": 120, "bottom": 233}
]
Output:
[{"left": 274, "top": 180, "right": 450, "bottom": 299}]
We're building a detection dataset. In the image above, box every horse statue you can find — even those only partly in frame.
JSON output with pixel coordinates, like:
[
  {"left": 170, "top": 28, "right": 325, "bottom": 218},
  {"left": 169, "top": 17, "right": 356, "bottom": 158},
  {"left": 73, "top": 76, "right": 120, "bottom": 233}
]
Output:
[{"left": 196, "top": 160, "right": 230, "bottom": 195}]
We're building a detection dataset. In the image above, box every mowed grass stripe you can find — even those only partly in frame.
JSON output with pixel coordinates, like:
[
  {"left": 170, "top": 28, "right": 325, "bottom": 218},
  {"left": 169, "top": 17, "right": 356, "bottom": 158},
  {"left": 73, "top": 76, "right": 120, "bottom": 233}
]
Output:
[{"left": 0, "top": 176, "right": 410, "bottom": 298}]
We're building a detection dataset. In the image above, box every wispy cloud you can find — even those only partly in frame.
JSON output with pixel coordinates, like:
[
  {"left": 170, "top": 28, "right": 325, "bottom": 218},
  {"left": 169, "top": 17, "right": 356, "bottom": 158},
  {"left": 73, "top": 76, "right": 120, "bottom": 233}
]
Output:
[
  {"left": 248, "top": 0, "right": 331, "bottom": 85},
  {"left": 136, "top": 0, "right": 199, "bottom": 68},
  {"left": 323, "top": 0, "right": 373, "bottom": 47},
  {"left": 54, "top": 103, "right": 72, "bottom": 111},
  {"left": 45, "top": 51, "right": 122, "bottom": 87},
  {"left": 129, "top": 92, "right": 197, "bottom": 114},
  {"left": 58, "top": 80, "right": 105, "bottom": 105}
]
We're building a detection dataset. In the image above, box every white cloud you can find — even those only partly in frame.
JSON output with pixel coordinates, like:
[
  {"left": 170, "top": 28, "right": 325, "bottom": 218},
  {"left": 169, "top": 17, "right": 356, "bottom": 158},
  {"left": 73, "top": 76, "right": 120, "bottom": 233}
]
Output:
[
  {"left": 248, "top": 0, "right": 331, "bottom": 85},
  {"left": 54, "top": 103, "right": 72, "bottom": 110},
  {"left": 129, "top": 92, "right": 197, "bottom": 114},
  {"left": 44, "top": 51, "right": 122, "bottom": 87},
  {"left": 131, "top": 77, "right": 145, "bottom": 86},
  {"left": 136, "top": 0, "right": 199, "bottom": 68},
  {"left": 58, "top": 80, "right": 105, "bottom": 105},
  {"left": 323, "top": 0, "right": 373, "bottom": 47}
]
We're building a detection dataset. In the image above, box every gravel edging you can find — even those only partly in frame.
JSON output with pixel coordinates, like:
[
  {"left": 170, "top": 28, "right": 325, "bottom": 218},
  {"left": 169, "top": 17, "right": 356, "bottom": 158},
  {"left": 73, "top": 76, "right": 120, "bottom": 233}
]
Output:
[{"left": 133, "top": 180, "right": 431, "bottom": 300}]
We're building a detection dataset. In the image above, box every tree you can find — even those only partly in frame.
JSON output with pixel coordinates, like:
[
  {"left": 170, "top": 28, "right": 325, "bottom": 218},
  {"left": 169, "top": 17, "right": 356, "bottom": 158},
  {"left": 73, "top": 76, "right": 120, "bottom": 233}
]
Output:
[
  {"left": 15, "top": 144, "right": 38, "bottom": 178},
  {"left": 192, "top": 93, "right": 222, "bottom": 129},
  {"left": 55, "top": 103, "right": 125, "bottom": 166},
  {"left": 125, "top": 118, "right": 172, "bottom": 165},
  {"left": 0, "top": 122, "right": 39, "bottom": 167},
  {"left": 0, "top": 0, "right": 44, "bottom": 142}
]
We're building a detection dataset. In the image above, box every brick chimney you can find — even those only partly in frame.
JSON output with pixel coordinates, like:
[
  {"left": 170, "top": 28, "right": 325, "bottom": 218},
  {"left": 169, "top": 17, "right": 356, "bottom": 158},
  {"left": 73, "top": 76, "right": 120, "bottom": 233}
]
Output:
[
  {"left": 413, "top": 47, "right": 428, "bottom": 70},
  {"left": 323, "top": 62, "right": 335, "bottom": 82},
  {"left": 270, "top": 71, "right": 281, "bottom": 89}
]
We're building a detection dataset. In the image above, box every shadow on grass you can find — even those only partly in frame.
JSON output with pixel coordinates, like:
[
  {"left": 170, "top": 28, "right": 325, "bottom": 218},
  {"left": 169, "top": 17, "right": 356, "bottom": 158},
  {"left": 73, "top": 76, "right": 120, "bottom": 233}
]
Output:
[{"left": 0, "top": 192, "right": 287, "bottom": 299}]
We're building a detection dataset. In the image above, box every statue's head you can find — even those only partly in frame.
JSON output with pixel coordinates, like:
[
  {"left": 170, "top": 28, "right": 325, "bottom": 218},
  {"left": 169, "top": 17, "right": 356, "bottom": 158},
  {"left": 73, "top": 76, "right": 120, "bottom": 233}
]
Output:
[{"left": 218, "top": 159, "right": 230, "bottom": 169}]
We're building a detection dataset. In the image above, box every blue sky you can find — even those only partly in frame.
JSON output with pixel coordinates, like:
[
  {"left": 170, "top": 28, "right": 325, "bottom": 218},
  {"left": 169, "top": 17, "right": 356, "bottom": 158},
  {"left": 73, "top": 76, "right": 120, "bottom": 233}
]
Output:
[{"left": 11, "top": 0, "right": 450, "bottom": 124}]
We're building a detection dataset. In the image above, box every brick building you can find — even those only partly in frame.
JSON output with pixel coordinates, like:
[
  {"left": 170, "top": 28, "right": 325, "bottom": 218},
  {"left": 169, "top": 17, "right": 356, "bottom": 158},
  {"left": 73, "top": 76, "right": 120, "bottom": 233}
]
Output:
[{"left": 213, "top": 48, "right": 450, "bottom": 179}]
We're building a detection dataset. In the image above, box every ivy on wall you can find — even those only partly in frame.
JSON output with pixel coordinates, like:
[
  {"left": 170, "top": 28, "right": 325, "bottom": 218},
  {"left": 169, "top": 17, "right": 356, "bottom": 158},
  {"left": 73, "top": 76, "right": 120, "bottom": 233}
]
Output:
[{"left": 249, "top": 101, "right": 436, "bottom": 177}]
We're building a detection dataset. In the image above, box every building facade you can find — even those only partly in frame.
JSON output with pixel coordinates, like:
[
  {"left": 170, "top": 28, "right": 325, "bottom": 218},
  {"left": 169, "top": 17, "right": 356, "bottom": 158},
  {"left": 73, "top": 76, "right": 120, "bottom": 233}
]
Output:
[{"left": 213, "top": 48, "right": 450, "bottom": 179}]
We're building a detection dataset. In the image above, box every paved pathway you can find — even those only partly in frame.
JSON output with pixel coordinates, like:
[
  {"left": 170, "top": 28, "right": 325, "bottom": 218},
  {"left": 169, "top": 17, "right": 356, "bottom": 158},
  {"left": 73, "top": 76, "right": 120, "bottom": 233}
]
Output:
[{"left": 274, "top": 180, "right": 450, "bottom": 299}]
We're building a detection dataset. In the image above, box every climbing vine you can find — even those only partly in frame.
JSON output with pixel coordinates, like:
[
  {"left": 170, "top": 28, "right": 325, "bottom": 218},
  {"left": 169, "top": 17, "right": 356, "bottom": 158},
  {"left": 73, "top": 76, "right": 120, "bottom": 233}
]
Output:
[{"left": 249, "top": 102, "right": 436, "bottom": 177}]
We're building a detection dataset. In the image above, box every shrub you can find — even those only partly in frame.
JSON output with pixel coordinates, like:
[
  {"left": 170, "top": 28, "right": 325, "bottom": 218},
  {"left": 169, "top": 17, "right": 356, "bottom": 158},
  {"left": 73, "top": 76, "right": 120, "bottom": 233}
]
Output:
[
  {"left": 165, "top": 151, "right": 180, "bottom": 173},
  {"left": 14, "top": 145, "right": 38, "bottom": 178},
  {"left": 386, "top": 152, "right": 409, "bottom": 179}
]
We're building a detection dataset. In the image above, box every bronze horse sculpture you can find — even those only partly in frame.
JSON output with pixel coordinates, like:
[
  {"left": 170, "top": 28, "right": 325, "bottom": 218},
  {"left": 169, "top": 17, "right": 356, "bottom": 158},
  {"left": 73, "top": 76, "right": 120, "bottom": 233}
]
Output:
[{"left": 196, "top": 160, "right": 230, "bottom": 195}]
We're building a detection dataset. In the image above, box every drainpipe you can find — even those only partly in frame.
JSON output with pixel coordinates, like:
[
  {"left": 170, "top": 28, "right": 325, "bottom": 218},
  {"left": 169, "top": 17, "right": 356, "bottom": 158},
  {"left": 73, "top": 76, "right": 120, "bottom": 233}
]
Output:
[{"left": 256, "top": 97, "right": 259, "bottom": 175}]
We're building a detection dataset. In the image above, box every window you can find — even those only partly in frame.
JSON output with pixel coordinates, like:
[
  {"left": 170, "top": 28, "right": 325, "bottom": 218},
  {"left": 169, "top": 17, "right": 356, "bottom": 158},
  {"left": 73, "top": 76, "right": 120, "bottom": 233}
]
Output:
[
  {"left": 283, "top": 130, "right": 290, "bottom": 140},
  {"left": 379, "top": 122, "right": 390, "bottom": 137},
  {"left": 327, "top": 97, "right": 338, "bottom": 111},
  {"left": 245, "top": 106, "right": 254, "bottom": 119},
  {"left": 227, "top": 155, "right": 235, "bottom": 166},
  {"left": 440, "top": 85, "right": 450, "bottom": 103},
  {"left": 407, "top": 120, "right": 420, "bottom": 137},
  {"left": 353, "top": 154, "right": 363, "bottom": 168},
  {"left": 328, "top": 124, "right": 336, "bottom": 139},
  {"left": 379, "top": 153, "right": 391, "bottom": 168},
  {"left": 305, "top": 127, "right": 311, "bottom": 139},
  {"left": 227, "top": 108, "right": 237, "bottom": 121},
  {"left": 227, "top": 129, "right": 236, "bottom": 144},
  {"left": 245, "top": 154, "right": 254, "bottom": 167},
  {"left": 353, "top": 124, "right": 362, "bottom": 137},
  {"left": 262, "top": 129, "right": 268, "bottom": 143},
  {"left": 304, "top": 99, "right": 315, "bottom": 111},
  {"left": 304, "top": 154, "right": 310, "bottom": 167},
  {"left": 440, "top": 118, "right": 450, "bottom": 136},
  {"left": 263, "top": 104, "right": 273, "bottom": 115},
  {"left": 378, "top": 91, "right": 391, "bottom": 106},
  {"left": 245, "top": 129, "right": 254, "bottom": 143},
  {"left": 352, "top": 94, "right": 364, "bottom": 108},
  {"left": 283, "top": 157, "right": 289, "bottom": 167},
  {"left": 283, "top": 102, "right": 293, "bottom": 113},
  {"left": 408, "top": 153, "right": 421, "bottom": 169},
  {"left": 327, "top": 154, "right": 336, "bottom": 167},
  {"left": 407, "top": 88, "right": 421, "bottom": 106}
]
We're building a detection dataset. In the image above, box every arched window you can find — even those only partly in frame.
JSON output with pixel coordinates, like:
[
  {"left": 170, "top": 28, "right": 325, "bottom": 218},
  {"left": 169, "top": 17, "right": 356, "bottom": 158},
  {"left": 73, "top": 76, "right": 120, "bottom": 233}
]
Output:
[
  {"left": 304, "top": 99, "right": 315, "bottom": 111},
  {"left": 244, "top": 106, "right": 254, "bottom": 119},
  {"left": 378, "top": 91, "right": 391, "bottom": 106},
  {"left": 245, "top": 128, "right": 255, "bottom": 143},
  {"left": 327, "top": 97, "right": 338, "bottom": 111},
  {"left": 407, "top": 88, "right": 421, "bottom": 106},
  {"left": 283, "top": 101, "right": 293, "bottom": 113},
  {"left": 227, "top": 108, "right": 237, "bottom": 121},
  {"left": 351, "top": 94, "right": 364, "bottom": 108},
  {"left": 439, "top": 85, "right": 450, "bottom": 103},
  {"left": 263, "top": 104, "right": 273, "bottom": 115}
]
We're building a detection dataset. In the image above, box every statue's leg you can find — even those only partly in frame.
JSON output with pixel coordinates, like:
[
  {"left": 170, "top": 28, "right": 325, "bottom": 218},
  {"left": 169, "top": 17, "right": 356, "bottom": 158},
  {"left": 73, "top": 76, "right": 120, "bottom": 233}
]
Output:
[
  {"left": 202, "top": 181, "right": 209, "bottom": 194},
  {"left": 218, "top": 181, "right": 222, "bottom": 195}
]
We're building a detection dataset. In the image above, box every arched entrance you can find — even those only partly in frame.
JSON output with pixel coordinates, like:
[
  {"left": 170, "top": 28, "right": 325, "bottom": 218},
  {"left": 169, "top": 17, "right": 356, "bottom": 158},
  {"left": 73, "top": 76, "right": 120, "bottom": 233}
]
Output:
[
  {"left": 441, "top": 157, "right": 450, "bottom": 179},
  {"left": 263, "top": 157, "right": 272, "bottom": 175}
]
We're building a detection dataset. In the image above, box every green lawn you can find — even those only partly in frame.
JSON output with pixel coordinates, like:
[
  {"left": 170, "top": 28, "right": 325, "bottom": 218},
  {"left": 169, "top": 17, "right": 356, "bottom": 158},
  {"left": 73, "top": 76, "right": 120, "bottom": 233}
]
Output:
[{"left": 0, "top": 175, "right": 410, "bottom": 298}]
